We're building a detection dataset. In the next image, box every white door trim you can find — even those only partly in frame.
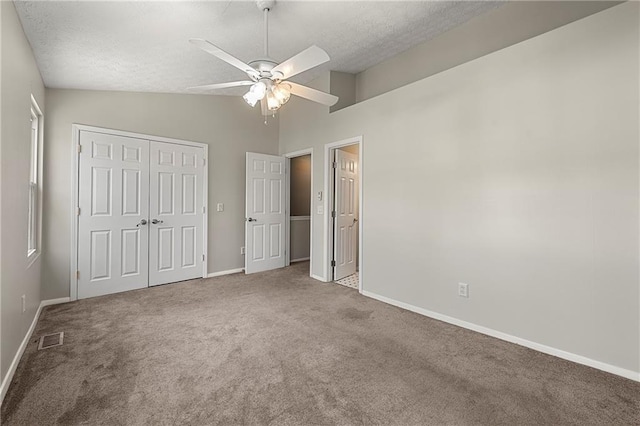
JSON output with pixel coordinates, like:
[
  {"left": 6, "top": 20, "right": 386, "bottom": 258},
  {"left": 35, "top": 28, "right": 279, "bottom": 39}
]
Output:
[
  {"left": 70, "top": 124, "right": 209, "bottom": 301},
  {"left": 284, "top": 148, "right": 313, "bottom": 277},
  {"left": 323, "top": 136, "right": 363, "bottom": 292}
]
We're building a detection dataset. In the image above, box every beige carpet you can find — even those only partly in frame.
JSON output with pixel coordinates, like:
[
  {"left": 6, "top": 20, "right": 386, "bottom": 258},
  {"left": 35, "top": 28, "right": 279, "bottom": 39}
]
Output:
[{"left": 2, "top": 262, "right": 639, "bottom": 425}]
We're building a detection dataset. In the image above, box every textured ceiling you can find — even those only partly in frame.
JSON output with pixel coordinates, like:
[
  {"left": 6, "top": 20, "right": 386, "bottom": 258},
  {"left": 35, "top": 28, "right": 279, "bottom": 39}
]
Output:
[{"left": 14, "top": 0, "right": 501, "bottom": 95}]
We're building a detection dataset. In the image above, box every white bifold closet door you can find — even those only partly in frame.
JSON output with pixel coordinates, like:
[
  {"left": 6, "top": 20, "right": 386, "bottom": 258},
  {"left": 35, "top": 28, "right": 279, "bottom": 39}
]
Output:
[
  {"left": 78, "top": 132, "right": 150, "bottom": 299},
  {"left": 148, "top": 141, "right": 204, "bottom": 286},
  {"left": 77, "top": 131, "right": 204, "bottom": 299}
]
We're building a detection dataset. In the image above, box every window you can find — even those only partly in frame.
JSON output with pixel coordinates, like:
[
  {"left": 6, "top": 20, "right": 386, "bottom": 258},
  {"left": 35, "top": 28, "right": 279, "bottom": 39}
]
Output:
[{"left": 28, "top": 97, "right": 42, "bottom": 262}]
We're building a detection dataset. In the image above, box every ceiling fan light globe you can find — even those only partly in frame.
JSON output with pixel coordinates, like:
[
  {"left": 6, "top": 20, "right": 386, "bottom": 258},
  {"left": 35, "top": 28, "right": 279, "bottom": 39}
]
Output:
[
  {"left": 243, "top": 91, "right": 259, "bottom": 107},
  {"left": 252, "top": 81, "right": 267, "bottom": 99},
  {"left": 272, "top": 83, "right": 291, "bottom": 105},
  {"left": 266, "top": 92, "right": 281, "bottom": 111}
]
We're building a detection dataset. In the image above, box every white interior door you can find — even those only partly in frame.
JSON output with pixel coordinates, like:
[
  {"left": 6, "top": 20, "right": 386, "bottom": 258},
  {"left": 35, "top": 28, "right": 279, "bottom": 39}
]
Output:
[
  {"left": 333, "top": 149, "right": 358, "bottom": 280},
  {"left": 149, "top": 141, "right": 205, "bottom": 286},
  {"left": 78, "top": 131, "right": 150, "bottom": 299},
  {"left": 245, "top": 152, "right": 286, "bottom": 274}
]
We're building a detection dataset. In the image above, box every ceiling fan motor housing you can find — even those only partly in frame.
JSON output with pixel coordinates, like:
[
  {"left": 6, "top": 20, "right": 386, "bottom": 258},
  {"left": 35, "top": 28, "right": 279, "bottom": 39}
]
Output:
[{"left": 248, "top": 59, "right": 282, "bottom": 81}]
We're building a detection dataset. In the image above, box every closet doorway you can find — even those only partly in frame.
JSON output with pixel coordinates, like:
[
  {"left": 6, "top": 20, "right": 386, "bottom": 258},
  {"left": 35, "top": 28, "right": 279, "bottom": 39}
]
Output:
[
  {"left": 71, "top": 125, "right": 209, "bottom": 300},
  {"left": 285, "top": 149, "right": 313, "bottom": 275}
]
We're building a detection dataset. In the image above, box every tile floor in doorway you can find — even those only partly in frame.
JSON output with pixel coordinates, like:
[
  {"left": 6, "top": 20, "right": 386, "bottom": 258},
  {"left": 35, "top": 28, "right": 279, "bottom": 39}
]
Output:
[{"left": 334, "top": 272, "right": 359, "bottom": 289}]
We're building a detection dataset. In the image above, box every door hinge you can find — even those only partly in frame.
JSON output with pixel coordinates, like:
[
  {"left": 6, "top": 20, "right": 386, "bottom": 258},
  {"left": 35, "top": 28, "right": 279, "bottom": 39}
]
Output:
[
  {"left": 77, "top": 207, "right": 81, "bottom": 216},
  {"left": 202, "top": 254, "right": 205, "bottom": 261},
  {"left": 202, "top": 158, "right": 206, "bottom": 166},
  {"left": 77, "top": 144, "right": 82, "bottom": 154},
  {"left": 76, "top": 270, "right": 80, "bottom": 279},
  {"left": 332, "top": 161, "right": 337, "bottom": 169},
  {"left": 331, "top": 210, "right": 336, "bottom": 218},
  {"left": 331, "top": 260, "right": 336, "bottom": 267},
  {"left": 202, "top": 206, "right": 206, "bottom": 214}
]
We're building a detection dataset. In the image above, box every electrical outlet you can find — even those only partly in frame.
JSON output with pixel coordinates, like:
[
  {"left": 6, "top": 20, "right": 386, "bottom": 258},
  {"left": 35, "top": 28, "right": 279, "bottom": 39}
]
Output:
[
  {"left": 240, "top": 247, "right": 245, "bottom": 255},
  {"left": 458, "top": 283, "right": 469, "bottom": 298},
  {"left": 21, "top": 295, "right": 26, "bottom": 313}
]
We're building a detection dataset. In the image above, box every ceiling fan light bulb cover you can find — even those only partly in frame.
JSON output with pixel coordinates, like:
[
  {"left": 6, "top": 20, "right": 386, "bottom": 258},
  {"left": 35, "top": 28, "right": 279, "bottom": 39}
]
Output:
[
  {"left": 252, "top": 81, "right": 267, "bottom": 99},
  {"left": 243, "top": 92, "right": 259, "bottom": 107},
  {"left": 266, "top": 93, "right": 281, "bottom": 111},
  {"left": 272, "top": 83, "right": 291, "bottom": 104}
]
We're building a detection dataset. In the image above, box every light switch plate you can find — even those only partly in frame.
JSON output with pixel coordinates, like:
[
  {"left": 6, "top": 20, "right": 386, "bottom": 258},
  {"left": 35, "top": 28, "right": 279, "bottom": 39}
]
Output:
[
  {"left": 216, "top": 203, "right": 224, "bottom": 212},
  {"left": 458, "top": 283, "right": 469, "bottom": 298},
  {"left": 317, "top": 206, "right": 324, "bottom": 215}
]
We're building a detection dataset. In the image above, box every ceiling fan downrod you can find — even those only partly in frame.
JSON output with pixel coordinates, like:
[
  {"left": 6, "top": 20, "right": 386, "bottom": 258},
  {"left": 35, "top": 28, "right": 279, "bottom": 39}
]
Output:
[{"left": 257, "top": 0, "right": 275, "bottom": 58}]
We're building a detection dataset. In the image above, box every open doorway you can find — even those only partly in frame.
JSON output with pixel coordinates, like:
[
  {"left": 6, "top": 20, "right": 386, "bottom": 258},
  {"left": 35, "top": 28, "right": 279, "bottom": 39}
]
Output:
[
  {"left": 285, "top": 149, "right": 313, "bottom": 276},
  {"left": 324, "top": 137, "right": 362, "bottom": 292}
]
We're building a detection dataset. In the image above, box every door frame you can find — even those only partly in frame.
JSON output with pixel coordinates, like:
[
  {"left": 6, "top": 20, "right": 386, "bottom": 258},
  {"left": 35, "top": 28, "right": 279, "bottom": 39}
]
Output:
[
  {"left": 283, "top": 148, "right": 314, "bottom": 276},
  {"left": 324, "top": 136, "right": 363, "bottom": 292},
  {"left": 70, "top": 124, "right": 209, "bottom": 301}
]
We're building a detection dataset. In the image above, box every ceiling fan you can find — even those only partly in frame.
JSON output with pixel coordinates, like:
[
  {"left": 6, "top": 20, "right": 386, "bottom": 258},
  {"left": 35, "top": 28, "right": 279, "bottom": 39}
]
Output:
[{"left": 189, "top": 0, "right": 338, "bottom": 120}]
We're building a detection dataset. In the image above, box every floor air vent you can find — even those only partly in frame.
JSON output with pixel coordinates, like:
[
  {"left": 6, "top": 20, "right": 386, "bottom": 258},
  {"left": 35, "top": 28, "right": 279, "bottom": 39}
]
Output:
[{"left": 38, "top": 332, "right": 64, "bottom": 350}]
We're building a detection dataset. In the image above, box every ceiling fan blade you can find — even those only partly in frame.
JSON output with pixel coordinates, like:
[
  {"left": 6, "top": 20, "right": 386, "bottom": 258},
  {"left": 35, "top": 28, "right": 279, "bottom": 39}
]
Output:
[
  {"left": 188, "top": 81, "right": 254, "bottom": 91},
  {"left": 271, "top": 46, "right": 330, "bottom": 80},
  {"left": 288, "top": 82, "right": 338, "bottom": 107},
  {"left": 190, "top": 38, "right": 259, "bottom": 78}
]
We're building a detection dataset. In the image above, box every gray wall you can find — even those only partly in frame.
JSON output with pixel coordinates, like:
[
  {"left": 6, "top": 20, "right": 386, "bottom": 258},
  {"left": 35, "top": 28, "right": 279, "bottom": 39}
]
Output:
[
  {"left": 1, "top": 0, "right": 45, "bottom": 384},
  {"left": 290, "top": 219, "right": 310, "bottom": 262},
  {"left": 43, "top": 89, "right": 279, "bottom": 300},
  {"left": 290, "top": 155, "right": 311, "bottom": 216},
  {"left": 329, "top": 71, "right": 356, "bottom": 113},
  {"left": 355, "top": 1, "right": 619, "bottom": 102},
  {"left": 0, "top": 0, "right": 4, "bottom": 387},
  {"left": 279, "top": 3, "right": 640, "bottom": 374}
]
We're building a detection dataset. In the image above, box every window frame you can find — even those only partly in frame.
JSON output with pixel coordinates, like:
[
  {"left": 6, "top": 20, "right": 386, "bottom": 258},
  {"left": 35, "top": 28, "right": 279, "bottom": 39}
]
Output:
[{"left": 27, "top": 96, "right": 43, "bottom": 265}]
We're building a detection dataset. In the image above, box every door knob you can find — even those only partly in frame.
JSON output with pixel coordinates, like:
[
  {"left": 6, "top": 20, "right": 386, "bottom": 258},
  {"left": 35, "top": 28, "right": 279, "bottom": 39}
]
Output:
[
  {"left": 151, "top": 219, "right": 164, "bottom": 224},
  {"left": 247, "top": 217, "right": 257, "bottom": 222},
  {"left": 136, "top": 219, "right": 148, "bottom": 227}
]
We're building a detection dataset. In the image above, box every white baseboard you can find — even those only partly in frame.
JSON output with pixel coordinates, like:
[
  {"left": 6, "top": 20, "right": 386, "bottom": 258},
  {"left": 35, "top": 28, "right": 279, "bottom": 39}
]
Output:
[
  {"left": 207, "top": 268, "right": 244, "bottom": 278},
  {"left": 291, "top": 257, "right": 310, "bottom": 263},
  {"left": 310, "top": 274, "right": 327, "bottom": 282},
  {"left": 362, "top": 291, "right": 640, "bottom": 383},
  {"left": 41, "top": 297, "right": 71, "bottom": 307},
  {"left": 0, "top": 297, "right": 71, "bottom": 406}
]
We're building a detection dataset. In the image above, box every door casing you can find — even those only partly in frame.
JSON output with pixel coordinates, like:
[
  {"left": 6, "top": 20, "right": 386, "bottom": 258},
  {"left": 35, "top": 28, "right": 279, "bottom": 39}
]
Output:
[
  {"left": 70, "top": 124, "right": 209, "bottom": 301},
  {"left": 324, "top": 136, "right": 363, "bottom": 292}
]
